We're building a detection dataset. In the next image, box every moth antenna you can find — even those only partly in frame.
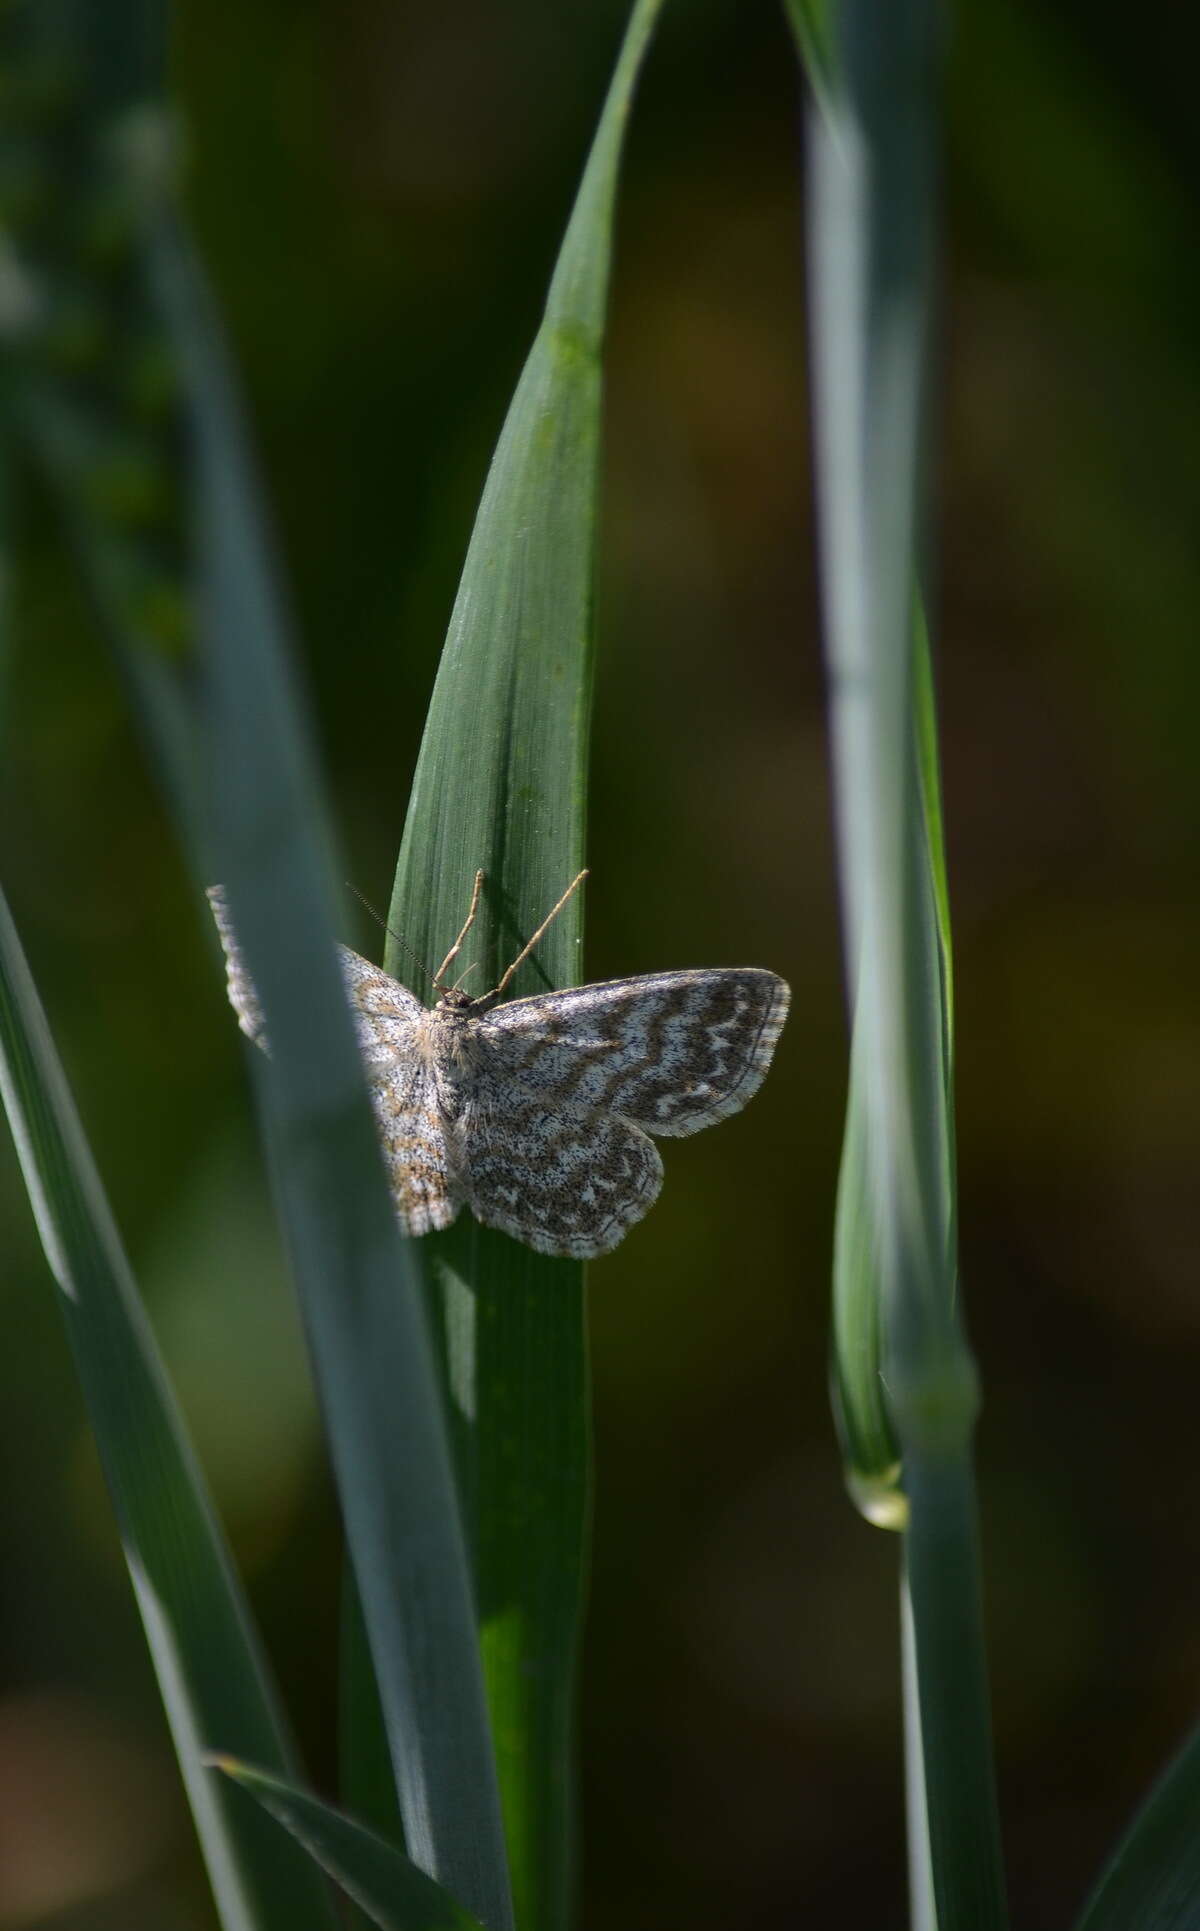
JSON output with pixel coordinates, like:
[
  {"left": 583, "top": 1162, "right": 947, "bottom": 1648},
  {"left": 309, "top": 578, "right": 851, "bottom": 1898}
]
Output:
[
  {"left": 487, "top": 869, "right": 589, "bottom": 1001},
  {"left": 433, "top": 869, "right": 485, "bottom": 990},
  {"left": 344, "top": 882, "right": 435, "bottom": 990}
]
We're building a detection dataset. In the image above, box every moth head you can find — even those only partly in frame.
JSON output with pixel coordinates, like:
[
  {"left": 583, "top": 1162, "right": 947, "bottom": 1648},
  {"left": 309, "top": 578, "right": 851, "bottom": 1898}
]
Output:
[
  {"left": 430, "top": 868, "right": 586, "bottom": 1013},
  {"left": 436, "top": 986, "right": 478, "bottom": 1013}
]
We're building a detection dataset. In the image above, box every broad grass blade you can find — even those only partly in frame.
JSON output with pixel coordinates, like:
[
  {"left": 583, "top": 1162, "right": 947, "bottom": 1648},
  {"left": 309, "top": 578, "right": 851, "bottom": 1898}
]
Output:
[
  {"left": 7, "top": 35, "right": 513, "bottom": 1923},
  {"left": 795, "top": 1, "right": 1007, "bottom": 1923},
  {"left": 1075, "top": 1725, "right": 1200, "bottom": 1931},
  {"left": 0, "top": 887, "right": 339, "bottom": 1931},
  {"left": 212, "top": 1760, "right": 483, "bottom": 1931},
  {"left": 382, "top": 5, "right": 665, "bottom": 1926}
]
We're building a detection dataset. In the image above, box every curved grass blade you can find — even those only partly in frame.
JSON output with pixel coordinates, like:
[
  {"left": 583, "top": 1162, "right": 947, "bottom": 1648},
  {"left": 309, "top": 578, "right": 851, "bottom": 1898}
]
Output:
[
  {"left": 1075, "top": 1724, "right": 1200, "bottom": 1931},
  {"left": 381, "top": 6, "right": 665, "bottom": 1926},
  {"left": 8, "top": 53, "right": 512, "bottom": 1926},
  {"left": 782, "top": 0, "right": 836, "bottom": 119},
  {"left": 796, "top": 0, "right": 1007, "bottom": 1923},
  {"left": 0, "top": 886, "right": 339, "bottom": 1931},
  {"left": 211, "top": 1759, "right": 484, "bottom": 1931}
]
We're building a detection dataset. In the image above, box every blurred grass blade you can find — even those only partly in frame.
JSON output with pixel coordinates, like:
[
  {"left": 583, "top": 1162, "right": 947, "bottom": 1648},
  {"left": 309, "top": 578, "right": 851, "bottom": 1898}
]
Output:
[
  {"left": 782, "top": 0, "right": 836, "bottom": 117},
  {"left": 1075, "top": 1725, "right": 1200, "bottom": 1931},
  {"left": 0, "top": 886, "right": 339, "bottom": 1931},
  {"left": 149, "top": 219, "right": 512, "bottom": 1929},
  {"left": 382, "top": 5, "right": 664, "bottom": 1925},
  {"left": 212, "top": 1760, "right": 483, "bottom": 1931},
  {"left": 7, "top": 38, "right": 512, "bottom": 1924},
  {"left": 340, "top": 1567, "right": 406, "bottom": 1847},
  {"left": 796, "top": 1, "right": 1008, "bottom": 1924}
]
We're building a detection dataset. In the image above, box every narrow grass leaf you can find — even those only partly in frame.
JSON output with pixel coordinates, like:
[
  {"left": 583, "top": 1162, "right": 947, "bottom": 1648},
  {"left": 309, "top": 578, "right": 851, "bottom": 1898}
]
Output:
[
  {"left": 0, "top": 887, "right": 339, "bottom": 1931},
  {"left": 795, "top": 0, "right": 1007, "bottom": 1923},
  {"left": 145, "top": 216, "right": 512, "bottom": 1929},
  {"left": 1075, "top": 1724, "right": 1200, "bottom": 1931},
  {"left": 9, "top": 54, "right": 512, "bottom": 1925},
  {"left": 212, "top": 1760, "right": 483, "bottom": 1931},
  {"left": 380, "top": 6, "right": 665, "bottom": 1926}
]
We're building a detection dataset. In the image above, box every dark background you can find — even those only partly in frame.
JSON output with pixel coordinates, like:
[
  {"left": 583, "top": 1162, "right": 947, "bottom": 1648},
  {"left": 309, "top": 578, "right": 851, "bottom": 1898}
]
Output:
[{"left": 2, "top": 2, "right": 1198, "bottom": 1925}]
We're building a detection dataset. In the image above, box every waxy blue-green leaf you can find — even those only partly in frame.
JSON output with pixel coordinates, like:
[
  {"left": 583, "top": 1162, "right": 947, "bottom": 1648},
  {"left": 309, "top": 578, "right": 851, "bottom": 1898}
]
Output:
[
  {"left": 795, "top": 0, "right": 1007, "bottom": 1924},
  {"left": 378, "top": 6, "right": 665, "bottom": 1927},
  {"left": 212, "top": 1759, "right": 483, "bottom": 1931},
  {"left": 0, "top": 886, "right": 339, "bottom": 1931}
]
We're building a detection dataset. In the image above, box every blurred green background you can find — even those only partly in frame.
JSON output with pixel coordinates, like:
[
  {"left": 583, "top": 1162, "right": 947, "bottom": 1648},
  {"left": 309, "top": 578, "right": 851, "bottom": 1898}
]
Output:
[{"left": 2, "top": 1, "right": 1199, "bottom": 1926}]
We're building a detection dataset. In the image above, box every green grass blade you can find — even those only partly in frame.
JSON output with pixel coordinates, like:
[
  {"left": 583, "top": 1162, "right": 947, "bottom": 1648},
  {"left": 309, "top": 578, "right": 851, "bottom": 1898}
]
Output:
[
  {"left": 901, "top": 1459, "right": 1005, "bottom": 1930},
  {"left": 387, "top": 0, "right": 664, "bottom": 978},
  {"left": 901, "top": 1579, "right": 936, "bottom": 1931},
  {"left": 1075, "top": 1725, "right": 1200, "bottom": 1931},
  {"left": 212, "top": 1761, "right": 483, "bottom": 1931},
  {"left": 339, "top": 1568, "right": 408, "bottom": 1931},
  {"left": 796, "top": 0, "right": 1008, "bottom": 1923},
  {"left": 829, "top": 1008, "right": 903, "bottom": 1519},
  {"left": 0, "top": 887, "right": 339, "bottom": 1931},
  {"left": 829, "top": 603, "right": 953, "bottom": 1518},
  {"left": 340, "top": 1566, "right": 406, "bottom": 1847},
  {"left": 912, "top": 604, "right": 954, "bottom": 1069},
  {"left": 148, "top": 216, "right": 513, "bottom": 1930},
  {"left": 781, "top": 0, "right": 836, "bottom": 118},
  {"left": 6, "top": 38, "right": 513, "bottom": 1920},
  {"left": 381, "top": 6, "right": 664, "bottom": 1926}
]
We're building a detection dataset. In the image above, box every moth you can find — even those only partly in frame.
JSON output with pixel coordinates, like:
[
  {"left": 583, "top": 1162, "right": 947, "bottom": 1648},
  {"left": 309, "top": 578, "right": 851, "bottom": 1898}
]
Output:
[{"left": 208, "top": 871, "right": 788, "bottom": 1259}]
